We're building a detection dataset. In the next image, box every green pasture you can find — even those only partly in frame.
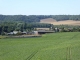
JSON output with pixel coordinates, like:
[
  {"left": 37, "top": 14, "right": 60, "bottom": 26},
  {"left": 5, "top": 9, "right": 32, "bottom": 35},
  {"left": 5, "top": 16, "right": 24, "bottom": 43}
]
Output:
[{"left": 0, "top": 32, "right": 80, "bottom": 60}]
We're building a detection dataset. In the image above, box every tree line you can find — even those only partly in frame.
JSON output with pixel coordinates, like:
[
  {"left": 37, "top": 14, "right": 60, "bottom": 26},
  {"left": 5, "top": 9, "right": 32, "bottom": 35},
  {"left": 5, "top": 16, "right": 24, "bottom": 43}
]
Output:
[
  {"left": 0, "top": 22, "right": 53, "bottom": 35},
  {"left": 0, "top": 15, "right": 80, "bottom": 23},
  {"left": 0, "top": 22, "right": 80, "bottom": 35},
  {"left": 0, "top": 15, "right": 80, "bottom": 35},
  {"left": 54, "top": 25, "right": 80, "bottom": 32}
]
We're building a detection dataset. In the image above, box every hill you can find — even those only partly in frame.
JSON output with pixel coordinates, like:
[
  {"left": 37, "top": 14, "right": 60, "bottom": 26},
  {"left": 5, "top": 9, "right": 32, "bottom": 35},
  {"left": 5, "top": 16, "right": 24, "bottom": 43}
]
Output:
[
  {"left": 0, "top": 15, "right": 80, "bottom": 23},
  {"left": 40, "top": 18, "right": 57, "bottom": 23},
  {"left": 40, "top": 18, "right": 80, "bottom": 25}
]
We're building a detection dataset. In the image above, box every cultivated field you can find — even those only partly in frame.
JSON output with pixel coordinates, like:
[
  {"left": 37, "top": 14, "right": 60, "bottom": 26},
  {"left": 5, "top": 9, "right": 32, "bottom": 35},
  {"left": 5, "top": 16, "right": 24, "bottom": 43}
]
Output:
[
  {"left": 0, "top": 32, "right": 80, "bottom": 60},
  {"left": 40, "top": 18, "right": 80, "bottom": 25}
]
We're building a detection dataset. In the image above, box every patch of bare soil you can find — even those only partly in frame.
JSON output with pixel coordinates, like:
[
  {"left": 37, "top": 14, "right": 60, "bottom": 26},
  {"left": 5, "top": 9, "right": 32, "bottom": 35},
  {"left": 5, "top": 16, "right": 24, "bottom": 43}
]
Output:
[{"left": 40, "top": 18, "right": 80, "bottom": 25}]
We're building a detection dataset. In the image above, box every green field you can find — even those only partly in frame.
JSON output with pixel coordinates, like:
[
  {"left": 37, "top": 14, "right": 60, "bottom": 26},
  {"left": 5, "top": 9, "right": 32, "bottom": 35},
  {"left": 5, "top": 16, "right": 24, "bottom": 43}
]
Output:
[{"left": 0, "top": 32, "right": 80, "bottom": 60}]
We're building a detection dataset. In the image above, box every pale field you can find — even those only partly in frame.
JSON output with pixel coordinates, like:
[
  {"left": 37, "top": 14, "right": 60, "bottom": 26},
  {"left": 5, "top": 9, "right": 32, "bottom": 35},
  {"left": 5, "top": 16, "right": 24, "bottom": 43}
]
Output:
[{"left": 40, "top": 18, "right": 80, "bottom": 25}]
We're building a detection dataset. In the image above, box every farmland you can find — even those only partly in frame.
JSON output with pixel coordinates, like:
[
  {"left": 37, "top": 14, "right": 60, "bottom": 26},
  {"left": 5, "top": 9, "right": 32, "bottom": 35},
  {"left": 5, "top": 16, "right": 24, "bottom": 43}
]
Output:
[
  {"left": 0, "top": 32, "right": 80, "bottom": 60},
  {"left": 40, "top": 18, "right": 80, "bottom": 25}
]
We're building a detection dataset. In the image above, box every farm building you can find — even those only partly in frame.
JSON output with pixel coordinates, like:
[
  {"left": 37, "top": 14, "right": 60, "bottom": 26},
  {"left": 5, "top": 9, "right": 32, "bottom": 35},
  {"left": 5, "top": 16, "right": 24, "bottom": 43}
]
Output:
[
  {"left": 33, "top": 31, "right": 38, "bottom": 35},
  {"left": 7, "top": 31, "right": 19, "bottom": 35},
  {"left": 36, "top": 28, "right": 50, "bottom": 31},
  {"left": 38, "top": 30, "right": 54, "bottom": 34},
  {"left": 35, "top": 28, "right": 54, "bottom": 34}
]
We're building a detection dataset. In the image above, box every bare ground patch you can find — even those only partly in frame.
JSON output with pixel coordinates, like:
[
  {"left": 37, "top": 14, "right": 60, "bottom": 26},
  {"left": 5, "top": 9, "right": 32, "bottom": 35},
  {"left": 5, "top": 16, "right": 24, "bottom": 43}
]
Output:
[{"left": 40, "top": 18, "right": 80, "bottom": 25}]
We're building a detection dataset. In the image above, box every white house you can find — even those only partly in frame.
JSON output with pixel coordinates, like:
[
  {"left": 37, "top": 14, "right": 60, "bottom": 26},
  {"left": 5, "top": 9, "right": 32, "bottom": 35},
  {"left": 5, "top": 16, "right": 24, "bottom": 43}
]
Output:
[{"left": 13, "top": 31, "right": 18, "bottom": 34}]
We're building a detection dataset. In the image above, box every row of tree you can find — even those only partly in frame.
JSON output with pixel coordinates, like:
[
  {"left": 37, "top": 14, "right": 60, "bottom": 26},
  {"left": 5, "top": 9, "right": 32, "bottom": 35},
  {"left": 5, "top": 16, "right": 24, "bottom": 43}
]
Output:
[
  {"left": 0, "top": 22, "right": 53, "bottom": 35},
  {"left": 0, "top": 15, "right": 80, "bottom": 23},
  {"left": 54, "top": 25, "right": 80, "bottom": 32},
  {"left": 0, "top": 22, "right": 80, "bottom": 35}
]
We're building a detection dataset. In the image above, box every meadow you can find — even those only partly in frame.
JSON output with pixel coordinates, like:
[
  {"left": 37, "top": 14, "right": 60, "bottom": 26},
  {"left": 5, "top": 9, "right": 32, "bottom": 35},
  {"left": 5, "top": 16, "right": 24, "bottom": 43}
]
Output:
[{"left": 0, "top": 32, "right": 80, "bottom": 60}]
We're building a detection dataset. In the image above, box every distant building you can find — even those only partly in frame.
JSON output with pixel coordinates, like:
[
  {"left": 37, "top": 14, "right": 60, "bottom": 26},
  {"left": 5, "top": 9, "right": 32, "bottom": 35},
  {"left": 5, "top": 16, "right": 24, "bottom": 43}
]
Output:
[
  {"left": 7, "top": 31, "right": 19, "bottom": 35},
  {"left": 7, "top": 32, "right": 14, "bottom": 35},
  {"left": 38, "top": 30, "right": 54, "bottom": 34},
  {"left": 22, "top": 31, "right": 27, "bottom": 35},
  {"left": 33, "top": 31, "right": 38, "bottom": 35},
  {"left": 35, "top": 28, "right": 54, "bottom": 34},
  {"left": 13, "top": 31, "right": 18, "bottom": 34},
  {"left": 36, "top": 28, "right": 50, "bottom": 31}
]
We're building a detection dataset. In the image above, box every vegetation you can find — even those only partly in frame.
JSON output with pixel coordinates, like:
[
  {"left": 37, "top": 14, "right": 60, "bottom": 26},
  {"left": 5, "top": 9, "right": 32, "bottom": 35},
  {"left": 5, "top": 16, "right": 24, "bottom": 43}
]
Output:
[
  {"left": 0, "top": 32, "right": 80, "bottom": 60},
  {"left": 0, "top": 35, "right": 8, "bottom": 39},
  {"left": 0, "top": 15, "right": 80, "bottom": 35},
  {"left": 0, "top": 22, "right": 53, "bottom": 35},
  {"left": 0, "top": 22, "right": 80, "bottom": 35},
  {"left": 54, "top": 25, "right": 80, "bottom": 32},
  {"left": 0, "top": 15, "right": 80, "bottom": 23},
  {"left": 0, "top": 15, "right": 51, "bottom": 23},
  {"left": 0, "top": 15, "right": 80, "bottom": 60},
  {"left": 52, "top": 15, "right": 80, "bottom": 21}
]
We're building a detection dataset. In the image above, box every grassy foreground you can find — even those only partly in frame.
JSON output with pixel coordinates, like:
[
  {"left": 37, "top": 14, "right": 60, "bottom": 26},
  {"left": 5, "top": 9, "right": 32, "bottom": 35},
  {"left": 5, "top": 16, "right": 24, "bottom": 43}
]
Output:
[{"left": 0, "top": 32, "right": 80, "bottom": 60}]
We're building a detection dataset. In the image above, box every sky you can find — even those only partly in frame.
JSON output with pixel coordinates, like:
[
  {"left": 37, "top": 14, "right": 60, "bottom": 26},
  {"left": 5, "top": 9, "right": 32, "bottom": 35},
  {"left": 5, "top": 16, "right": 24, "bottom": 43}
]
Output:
[{"left": 0, "top": 0, "right": 80, "bottom": 15}]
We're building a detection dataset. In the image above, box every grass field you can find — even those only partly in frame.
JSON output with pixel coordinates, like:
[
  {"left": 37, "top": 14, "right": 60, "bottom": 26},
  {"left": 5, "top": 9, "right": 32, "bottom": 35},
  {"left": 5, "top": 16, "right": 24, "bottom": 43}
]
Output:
[{"left": 0, "top": 32, "right": 80, "bottom": 60}]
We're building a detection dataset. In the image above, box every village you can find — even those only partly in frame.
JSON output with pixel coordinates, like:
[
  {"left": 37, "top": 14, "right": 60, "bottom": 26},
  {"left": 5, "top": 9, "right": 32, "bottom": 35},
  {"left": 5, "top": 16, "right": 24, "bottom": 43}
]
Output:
[
  {"left": 6, "top": 26, "right": 79, "bottom": 38},
  {"left": 6, "top": 27, "right": 55, "bottom": 38}
]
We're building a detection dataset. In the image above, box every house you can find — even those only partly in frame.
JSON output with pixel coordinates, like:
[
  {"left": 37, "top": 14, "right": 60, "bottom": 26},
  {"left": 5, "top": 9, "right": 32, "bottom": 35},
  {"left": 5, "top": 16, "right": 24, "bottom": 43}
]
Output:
[
  {"left": 7, "top": 31, "right": 19, "bottom": 35},
  {"left": 21, "top": 31, "right": 27, "bottom": 35},
  {"left": 13, "top": 31, "right": 18, "bottom": 34},
  {"left": 33, "top": 31, "right": 38, "bottom": 35},
  {"left": 7, "top": 32, "right": 14, "bottom": 35}
]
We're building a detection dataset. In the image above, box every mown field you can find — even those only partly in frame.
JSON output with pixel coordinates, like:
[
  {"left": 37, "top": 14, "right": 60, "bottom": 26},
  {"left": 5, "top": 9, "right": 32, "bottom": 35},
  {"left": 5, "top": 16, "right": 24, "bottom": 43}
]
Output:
[
  {"left": 0, "top": 32, "right": 80, "bottom": 60},
  {"left": 40, "top": 18, "right": 80, "bottom": 25}
]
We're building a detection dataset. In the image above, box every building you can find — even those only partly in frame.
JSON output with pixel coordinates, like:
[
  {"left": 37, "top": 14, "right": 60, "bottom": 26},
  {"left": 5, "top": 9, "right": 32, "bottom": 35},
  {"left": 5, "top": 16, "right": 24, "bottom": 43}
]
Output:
[
  {"left": 38, "top": 30, "right": 54, "bottom": 34},
  {"left": 35, "top": 28, "right": 54, "bottom": 34},
  {"left": 13, "top": 31, "right": 18, "bottom": 34},
  {"left": 7, "top": 31, "right": 19, "bottom": 35},
  {"left": 36, "top": 28, "right": 50, "bottom": 31}
]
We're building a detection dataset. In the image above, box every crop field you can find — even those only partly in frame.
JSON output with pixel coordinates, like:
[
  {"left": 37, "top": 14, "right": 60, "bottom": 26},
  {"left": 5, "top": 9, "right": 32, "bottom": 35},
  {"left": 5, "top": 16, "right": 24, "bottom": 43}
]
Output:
[
  {"left": 0, "top": 32, "right": 80, "bottom": 60},
  {"left": 40, "top": 18, "right": 80, "bottom": 25}
]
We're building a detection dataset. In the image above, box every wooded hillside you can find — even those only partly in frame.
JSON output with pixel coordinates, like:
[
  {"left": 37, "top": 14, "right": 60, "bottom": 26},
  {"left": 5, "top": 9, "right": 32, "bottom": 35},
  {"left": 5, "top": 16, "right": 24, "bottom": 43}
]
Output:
[{"left": 0, "top": 15, "right": 80, "bottom": 22}]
